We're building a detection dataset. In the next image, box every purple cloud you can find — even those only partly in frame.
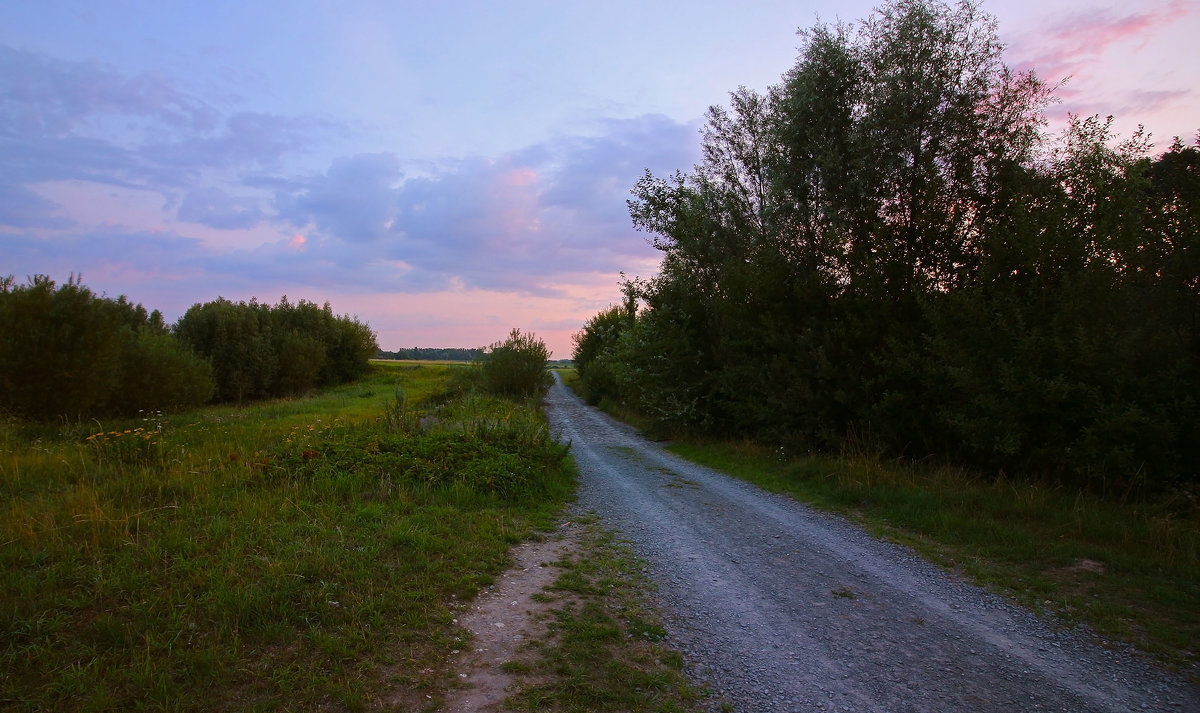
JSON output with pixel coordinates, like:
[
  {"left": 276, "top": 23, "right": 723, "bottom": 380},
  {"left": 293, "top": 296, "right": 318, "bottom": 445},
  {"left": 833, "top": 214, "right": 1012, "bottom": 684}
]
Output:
[
  {"left": 0, "top": 183, "right": 74, "bottom": 228},
  {"left": 177, "top": 186, "right": 265, "bottom": 229},
  {"left": 0, "top": 45, "right": 217, "bottom": 136},
  {"left": 0, "top": 44, "right": 343, "bottom": 227},
  {"left": 6, "top": 111, "right": 699, "bottom": 305},
  {"left": 1, "top": 41, "right": 702, "bottom": 305},
  {"left": 275, "top": 152, "right": 403, "bottom": 243},
  {"left": 265, "top": 114, "right": 699, "bottom": 294}
]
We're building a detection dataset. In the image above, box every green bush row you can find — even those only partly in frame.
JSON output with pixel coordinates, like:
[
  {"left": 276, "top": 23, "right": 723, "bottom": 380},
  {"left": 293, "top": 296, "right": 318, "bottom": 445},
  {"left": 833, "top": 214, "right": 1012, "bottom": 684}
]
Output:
[
  {"left": 174, "top": 295, "right": 377, "bottom": 403},
  {"left": 0, "top": 275, "right": 212, "bottom": 419},
  {"left": 0, "top": 275, "right": 377, "bottom": 419}
]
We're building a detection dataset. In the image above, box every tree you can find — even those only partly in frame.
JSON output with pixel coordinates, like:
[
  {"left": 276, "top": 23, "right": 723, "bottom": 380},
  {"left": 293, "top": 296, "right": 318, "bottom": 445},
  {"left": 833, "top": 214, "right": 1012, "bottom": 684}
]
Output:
[
  {"left": 174, "top": 296, "right": 378, "bottom": 402},
  {"left": 601, "top": 0, "right": 1198, "bottom": 489},
  {"left": 0, "top": 275, "right": 213, "bottom": 419},
  {"left": 0, "top": 275, "right": 122, "bottom": 419}
]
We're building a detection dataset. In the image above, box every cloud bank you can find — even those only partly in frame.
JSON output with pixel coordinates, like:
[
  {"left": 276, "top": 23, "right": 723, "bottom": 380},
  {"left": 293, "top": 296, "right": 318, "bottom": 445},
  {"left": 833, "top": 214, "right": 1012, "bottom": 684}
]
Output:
[{"left": 1, "top": 43, "right": 700, "bottom": 354}]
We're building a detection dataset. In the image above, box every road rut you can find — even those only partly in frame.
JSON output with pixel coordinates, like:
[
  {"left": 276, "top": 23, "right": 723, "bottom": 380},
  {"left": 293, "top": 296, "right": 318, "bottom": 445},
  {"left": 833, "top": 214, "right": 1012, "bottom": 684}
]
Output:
[{"left": 544, "top": 375, "right": 1198, "bottom": 712}]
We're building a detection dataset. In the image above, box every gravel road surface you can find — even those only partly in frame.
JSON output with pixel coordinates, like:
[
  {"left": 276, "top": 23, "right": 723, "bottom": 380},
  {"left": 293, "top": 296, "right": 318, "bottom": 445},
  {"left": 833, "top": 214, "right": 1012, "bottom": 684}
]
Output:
[{"left": 544, "top": 375, "right": 1199, "bottom": 713}]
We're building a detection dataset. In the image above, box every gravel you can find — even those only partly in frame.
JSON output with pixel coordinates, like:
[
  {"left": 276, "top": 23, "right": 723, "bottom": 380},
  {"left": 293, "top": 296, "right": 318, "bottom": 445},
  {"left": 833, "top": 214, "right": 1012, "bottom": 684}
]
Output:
[{"left": 544, "top": 375, "right": 1200, "bottom": 713}]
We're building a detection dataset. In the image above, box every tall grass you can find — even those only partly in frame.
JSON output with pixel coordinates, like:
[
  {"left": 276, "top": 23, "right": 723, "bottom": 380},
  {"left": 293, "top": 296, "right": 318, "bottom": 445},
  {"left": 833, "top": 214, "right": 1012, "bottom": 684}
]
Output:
[{"left": 0, "top": 362, "right": 573, "bottom": 711}]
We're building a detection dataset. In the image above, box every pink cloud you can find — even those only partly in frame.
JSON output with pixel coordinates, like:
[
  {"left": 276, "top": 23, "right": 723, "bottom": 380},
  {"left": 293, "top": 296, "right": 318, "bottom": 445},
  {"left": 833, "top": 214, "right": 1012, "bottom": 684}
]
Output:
[
  {"left": 335, "top": 285, "right": 624, "bottom": 358},
  {"left": 1000, "top": 1, "right": 1199, "bottom": 143},
  {"left": 1009, "top": 0, "right": 1191, "bottom": 82}
]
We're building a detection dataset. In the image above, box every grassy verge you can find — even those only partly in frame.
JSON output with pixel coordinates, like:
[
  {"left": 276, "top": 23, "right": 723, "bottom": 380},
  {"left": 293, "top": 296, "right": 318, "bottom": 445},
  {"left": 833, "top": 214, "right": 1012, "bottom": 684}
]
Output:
[
  {"left": 559, "top": 377, "right": 1199, "bottom": 674},
  {"left": 502, "top": 517, "right": 705, "bottom": 712},
  {"left": 556, "top": 370, "right": 658, "bottom": 437},
  {"left": 0, "top": 362, "right": 573, "bottom": 711},
  {"left": 670, "top": 442, "right": 1199, "bottom": 672}
]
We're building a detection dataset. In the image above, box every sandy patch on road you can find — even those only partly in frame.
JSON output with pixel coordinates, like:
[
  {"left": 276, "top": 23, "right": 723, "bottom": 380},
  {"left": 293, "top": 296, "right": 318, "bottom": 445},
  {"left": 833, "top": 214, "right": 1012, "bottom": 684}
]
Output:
[{"left": 438, "top": 522, "right": 581, "bottom": 713}]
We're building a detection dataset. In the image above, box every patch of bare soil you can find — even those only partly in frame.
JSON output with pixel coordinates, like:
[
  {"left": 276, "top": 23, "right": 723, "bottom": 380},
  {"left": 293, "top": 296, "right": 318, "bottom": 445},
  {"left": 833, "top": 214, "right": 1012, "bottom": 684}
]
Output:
[{"left": 438, "top": 522, "right": 582, "bottom": 713}]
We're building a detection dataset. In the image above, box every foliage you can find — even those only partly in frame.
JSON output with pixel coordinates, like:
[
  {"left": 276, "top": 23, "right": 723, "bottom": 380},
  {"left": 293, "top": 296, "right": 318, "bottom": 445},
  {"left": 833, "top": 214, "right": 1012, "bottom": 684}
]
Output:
[
  {"left": 586, "top": 0, "right": 1199, "bottom": 492},
  {"left": 0, "top": 275, "right": 213, "bottom": 419},
  {"left": 480, "top": 328, "right": 554, "bottom": 400},
  {"left": 571, "top": 299, "right": 636, "bottom": 406},
  {"left": 174, "top": 295, "right": 377, "bottom": 402}
]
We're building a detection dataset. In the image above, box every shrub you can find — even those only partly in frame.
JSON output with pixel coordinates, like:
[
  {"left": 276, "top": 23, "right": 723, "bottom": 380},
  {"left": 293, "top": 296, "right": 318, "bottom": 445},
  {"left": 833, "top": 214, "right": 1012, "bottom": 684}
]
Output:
[
  {"left": 479, "top": 328, "right": 553, "bottom": 400},
  {"left": 572, "top": 304, "right": 634, "bottom": 405}
]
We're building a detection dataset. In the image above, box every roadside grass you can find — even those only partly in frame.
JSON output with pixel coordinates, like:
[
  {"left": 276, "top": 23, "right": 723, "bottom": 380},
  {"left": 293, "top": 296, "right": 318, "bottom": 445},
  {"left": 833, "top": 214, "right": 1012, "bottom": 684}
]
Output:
[
  {"left": 502, "top": 517, "right": 705, "bottom": 712},
  {"left": 557, "top": 370, "right": 658, "bottom": 437},
  {"left": 558, "top": 369, "right": 581, "bottom": 390},
  {"left": 556, "top": 376, "right": 1199, "bottom": 674},
  {"left": 667, "top": 440, "right": 1199, "bottom": 673},
  {"left": 0, "top": 362, "right": 573, "bottom": 711}
]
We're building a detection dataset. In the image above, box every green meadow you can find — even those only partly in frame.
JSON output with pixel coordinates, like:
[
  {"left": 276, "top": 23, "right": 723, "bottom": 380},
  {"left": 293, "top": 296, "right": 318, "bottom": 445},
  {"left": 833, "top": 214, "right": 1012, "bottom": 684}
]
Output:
[{"left": 0, "top": 362, "right": 573, "bottom": 711}]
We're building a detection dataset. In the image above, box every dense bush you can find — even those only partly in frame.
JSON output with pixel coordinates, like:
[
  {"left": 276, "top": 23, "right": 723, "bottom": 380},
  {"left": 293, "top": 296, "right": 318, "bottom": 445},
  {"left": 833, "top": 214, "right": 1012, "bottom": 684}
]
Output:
[
  {"left": 174, "top": 296, "right": 377, "bottom": 402},
  {"left": 0, "top": 275, "right": 213, "bottom": 419},
  {"left": 571, "top": 304, "right": 634, "bottom": 405},
  {"left": 578, "top": 0, "right": 1199, "bottom": 492},
  {"left": 0, "top": 277, "right": 377, "bottom": 418},
  {"left": 480, "top": 328, "right": 553, "bottom": 400},
  {"left": 102, "top": 331, "right": 215, "bottom": 416}
]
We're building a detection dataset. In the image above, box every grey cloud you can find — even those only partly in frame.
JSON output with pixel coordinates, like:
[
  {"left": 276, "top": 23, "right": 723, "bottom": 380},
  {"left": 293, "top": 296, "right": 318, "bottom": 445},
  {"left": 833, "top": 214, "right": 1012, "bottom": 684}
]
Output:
[
  {"left": 266, "top": 114, "right": 700, "bottom": 295},
  {"left": 0, "top": 45, "right": 217, "bottom": 137},
  {"left": 177, "top": 186, "right": 265, "bottom": 229},
  {"left": 0, "top": 182, "right": 75, "bottom": 228},
  {"left": 276, "top": 153, "right": 403, "bottom": 243}
]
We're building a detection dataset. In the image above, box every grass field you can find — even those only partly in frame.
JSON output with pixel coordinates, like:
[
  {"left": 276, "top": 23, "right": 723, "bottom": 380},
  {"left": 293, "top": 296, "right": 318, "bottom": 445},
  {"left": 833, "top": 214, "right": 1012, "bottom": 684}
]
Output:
[
  {"left": 559, "top": 372, "right": 1199, "bottom": 676},
  {"left": 1, "top": 362, "right": 573, "bottom": 711}
]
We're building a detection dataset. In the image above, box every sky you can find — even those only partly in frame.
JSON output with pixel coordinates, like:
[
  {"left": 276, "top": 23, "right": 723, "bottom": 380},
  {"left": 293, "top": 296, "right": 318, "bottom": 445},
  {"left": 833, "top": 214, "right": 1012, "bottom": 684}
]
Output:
[{"left": 2, "top": 0, "right": 1197, "bottom": 358}]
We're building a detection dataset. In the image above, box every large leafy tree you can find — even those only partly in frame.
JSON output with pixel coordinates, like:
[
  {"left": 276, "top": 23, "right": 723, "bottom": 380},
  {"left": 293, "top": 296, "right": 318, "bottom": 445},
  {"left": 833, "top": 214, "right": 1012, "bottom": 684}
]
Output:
[{"left": 587, "top": 0, "right": 1198, "bottom": 489}]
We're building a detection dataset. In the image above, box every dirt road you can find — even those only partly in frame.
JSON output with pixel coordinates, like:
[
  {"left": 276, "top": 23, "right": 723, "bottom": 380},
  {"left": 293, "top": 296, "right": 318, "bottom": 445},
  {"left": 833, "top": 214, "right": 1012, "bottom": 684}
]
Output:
[{"left": 544, "top": 375, "right": 1198, "bottom": 712}]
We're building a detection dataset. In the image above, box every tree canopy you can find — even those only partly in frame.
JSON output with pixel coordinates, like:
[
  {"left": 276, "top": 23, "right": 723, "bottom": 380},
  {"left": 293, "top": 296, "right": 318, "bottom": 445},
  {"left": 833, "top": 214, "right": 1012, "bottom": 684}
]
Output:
[
  {"left": 575, "top": 0, "right": 1199, "bottom": 492},
  {"left": 0, "top": 276, "right": 379, "bottom": 420}
]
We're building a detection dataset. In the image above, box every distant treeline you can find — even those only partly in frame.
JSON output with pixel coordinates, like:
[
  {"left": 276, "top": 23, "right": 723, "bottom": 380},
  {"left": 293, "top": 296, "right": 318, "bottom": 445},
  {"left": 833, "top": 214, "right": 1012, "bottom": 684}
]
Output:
[
  {"left": 0, "top": 275, "right": 377, "bottom": 420},
  {"left": 376, "top": 347, "right": 483, "bottom": 362},
  {"left": 376, "top": 347, "right": 575, "bottom": 365},
  {"left": 574, "top": 0, "right": 1199, "bottom": 492}
]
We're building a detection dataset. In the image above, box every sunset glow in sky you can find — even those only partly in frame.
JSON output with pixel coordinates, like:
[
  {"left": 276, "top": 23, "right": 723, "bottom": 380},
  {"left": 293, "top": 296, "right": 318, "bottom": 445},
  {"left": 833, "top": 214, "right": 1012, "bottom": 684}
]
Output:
[{"left": 3, "top": 0, "right": 1197, "bottom": 357}]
